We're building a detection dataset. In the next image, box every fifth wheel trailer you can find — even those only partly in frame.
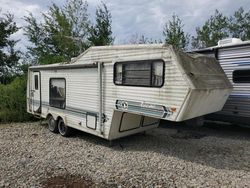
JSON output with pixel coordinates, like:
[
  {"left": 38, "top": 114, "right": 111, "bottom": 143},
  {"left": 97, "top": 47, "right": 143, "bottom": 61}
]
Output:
[
  {"left": 27, "top": 44, "right": 232, "bottom": 140},
  {"left": 193, "top": 38, "right": 250, "bottom": 126}
]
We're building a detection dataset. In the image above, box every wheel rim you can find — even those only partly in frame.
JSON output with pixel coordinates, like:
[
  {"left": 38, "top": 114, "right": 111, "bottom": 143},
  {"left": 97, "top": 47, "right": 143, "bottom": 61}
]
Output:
[
  {"left": 59, "top": 121, "right": 66, "bottom": 135},
  {"left": 48, "top": 117, "right": 56, "bottom": 131}
]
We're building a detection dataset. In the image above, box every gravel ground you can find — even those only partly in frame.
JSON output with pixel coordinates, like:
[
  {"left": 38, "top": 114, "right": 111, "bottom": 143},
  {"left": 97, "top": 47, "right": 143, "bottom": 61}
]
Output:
[{"left": 1, "top": 121, "right": 250, "bottom": 187}]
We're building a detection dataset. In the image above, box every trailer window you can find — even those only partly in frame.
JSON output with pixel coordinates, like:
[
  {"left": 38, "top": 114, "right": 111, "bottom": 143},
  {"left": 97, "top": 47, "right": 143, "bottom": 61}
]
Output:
[
  {"left": 114, "top": 60, "right": 164, "bottom": 87},
  {"left": 49, "top": 78, "right": 66, "bottom": 109},
  {"left": 34, "top": 75, "right": 38, "bottom": 90},
  {"left": 233, "top": 69, "right": 250, "bottom": 83}
]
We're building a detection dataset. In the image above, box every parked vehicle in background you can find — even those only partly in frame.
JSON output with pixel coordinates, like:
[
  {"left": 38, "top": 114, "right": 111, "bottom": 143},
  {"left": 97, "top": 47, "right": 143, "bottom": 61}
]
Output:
[
  {"left": 193, "top": 38, "right": 250, "bottom": 126},
  {"left": 27, "top": 44, "right": 232, "bottom": 140}
]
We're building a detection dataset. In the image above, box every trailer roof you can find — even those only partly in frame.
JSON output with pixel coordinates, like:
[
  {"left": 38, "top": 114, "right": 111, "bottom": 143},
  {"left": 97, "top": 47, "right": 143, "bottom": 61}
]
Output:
[
  {"left": 192, "top": 40, "right": 250, "bottom": 53},
  {"left": 29, "top": 44, "right": 167, "bottom": 70},
  {"left": 88, "top": 43, "right": 165, "bottom": 50},
  {"left": 29, "top": 62, "right": 98, "bottom": 70}
]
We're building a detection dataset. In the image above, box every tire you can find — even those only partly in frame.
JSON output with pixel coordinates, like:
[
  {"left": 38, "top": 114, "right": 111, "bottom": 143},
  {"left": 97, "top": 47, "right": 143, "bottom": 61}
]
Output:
[
  {"left": 58, "top": 119, "right": 71, "bottom": 137},
  {"left": 47, "top": 115, "right": 58, "bottom": 133}
]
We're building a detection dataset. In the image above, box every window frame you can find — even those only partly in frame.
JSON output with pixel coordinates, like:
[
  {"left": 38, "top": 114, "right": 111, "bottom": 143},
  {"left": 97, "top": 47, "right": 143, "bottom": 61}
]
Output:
[
  {"left": 113, "top": 59, "right": 165, "bottom": 88},
  {"left": 49, "top": 78, "right": 66, "bottom": 109},
  {"left": 233, "top": 69, "right": 250, "bottom": 83}
]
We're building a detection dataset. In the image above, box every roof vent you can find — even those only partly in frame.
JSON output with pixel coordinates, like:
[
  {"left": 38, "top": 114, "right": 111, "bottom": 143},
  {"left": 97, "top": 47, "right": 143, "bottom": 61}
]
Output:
[{"left": 218, "top": 38, "right": 242, "bottom": 46}]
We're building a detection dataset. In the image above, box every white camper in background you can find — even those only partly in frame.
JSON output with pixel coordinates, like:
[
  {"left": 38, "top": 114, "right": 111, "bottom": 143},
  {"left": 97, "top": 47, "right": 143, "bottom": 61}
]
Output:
[
  {"left": 193, "top": 38, "right": 250, "bottom": 126},
  {"left": 27, "top": 44, "right": 232, "bottom": 140}
]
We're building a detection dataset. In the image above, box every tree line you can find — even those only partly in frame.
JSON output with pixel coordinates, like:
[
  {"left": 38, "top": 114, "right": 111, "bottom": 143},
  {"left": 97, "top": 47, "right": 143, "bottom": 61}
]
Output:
[
  {"left": 23, "top": 0, "right": 113, "bottom": 66},
  {"left": 0, "top": 0, "right": 250, "bottom": 122},
  {"left": 136, "top": 8, "right": 250, "bottom": 50}
]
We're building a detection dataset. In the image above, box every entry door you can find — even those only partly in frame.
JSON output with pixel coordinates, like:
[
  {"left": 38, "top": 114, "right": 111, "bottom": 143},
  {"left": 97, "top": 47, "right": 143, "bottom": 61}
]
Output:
[{"left": 31, "top": 72, "right": 41, "bottom": 113}]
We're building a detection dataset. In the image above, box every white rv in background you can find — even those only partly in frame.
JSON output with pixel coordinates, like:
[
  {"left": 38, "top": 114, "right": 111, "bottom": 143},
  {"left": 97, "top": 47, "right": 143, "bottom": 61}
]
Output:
[
  {"left": 27, "top": 44, "right": 232, "bottom": 140},
  {"left": 194, "top": 38, "right": 250, "bottom": 126}
]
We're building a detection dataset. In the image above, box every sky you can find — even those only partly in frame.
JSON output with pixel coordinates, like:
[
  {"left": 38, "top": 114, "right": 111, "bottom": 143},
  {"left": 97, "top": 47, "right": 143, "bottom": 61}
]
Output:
[{"left": 1, "top": 0, "right": 250, "bottom": 52}]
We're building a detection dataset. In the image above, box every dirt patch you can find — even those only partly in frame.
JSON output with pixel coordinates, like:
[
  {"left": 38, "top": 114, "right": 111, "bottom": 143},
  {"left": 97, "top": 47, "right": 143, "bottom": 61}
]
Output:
[{"left": 41, "top": 174, "right": 95, "bottom": 188}]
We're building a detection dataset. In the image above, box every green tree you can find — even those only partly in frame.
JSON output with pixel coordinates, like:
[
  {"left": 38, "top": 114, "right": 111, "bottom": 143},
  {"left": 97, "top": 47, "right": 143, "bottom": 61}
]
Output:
[
  {"left": 163, "top": 14, "right": 189, "bottom": 50},
  {"left": 192, "top": 10, "right": 229, "bottom": 49},
  {"left": 88, "top": 2, "right": 114, "bottom": 46},
  {"left": 0, "top": 76, "right": 34, "bottom": 122},
  {"left": 129, "top": 33, "right": 162, "bottom": 44},
  {"left": 229, "top": 7, "right": 250, "bottom": 41},
  {"left": 24, "top": 0, "right": 90, "bottom": 65},
  {"left": 0, "top": 12, "right": 20, "bottom": 84}
]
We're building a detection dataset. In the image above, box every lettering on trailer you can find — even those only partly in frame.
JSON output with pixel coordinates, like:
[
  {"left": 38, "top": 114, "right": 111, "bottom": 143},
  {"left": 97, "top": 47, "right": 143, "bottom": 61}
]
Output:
[{"left": 115, "top": 100, "right": 175, "bottom": 118}]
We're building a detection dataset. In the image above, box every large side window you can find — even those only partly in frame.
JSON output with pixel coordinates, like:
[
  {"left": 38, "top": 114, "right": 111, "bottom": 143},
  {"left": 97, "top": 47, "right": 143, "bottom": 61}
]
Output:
[
  {"left": 49, "top": 78, "right": 66, "bottom": 109},
  {"left": 114, "top": 60, "right": 164, "bottom": 87},
  {"left": 233, "top": 69, "right": 250, "bottom": 83}
]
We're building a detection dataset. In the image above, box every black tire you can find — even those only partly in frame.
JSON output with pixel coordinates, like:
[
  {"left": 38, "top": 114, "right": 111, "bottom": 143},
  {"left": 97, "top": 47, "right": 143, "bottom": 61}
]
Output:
[
  {"left": 47, "top": 115, "right": 58, "bottom": 133},
  {"left": 58, "top": 119, "right": 71, "bottom": 137}
]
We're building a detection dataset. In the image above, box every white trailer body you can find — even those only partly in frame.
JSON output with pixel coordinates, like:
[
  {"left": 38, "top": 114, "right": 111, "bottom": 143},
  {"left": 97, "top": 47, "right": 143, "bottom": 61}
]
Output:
[
  {"left": 27, "top": 44, "right": 232, "bottom": 140},
  {"left": 193, "top": 38, "right": 250, "bottom": 125}
]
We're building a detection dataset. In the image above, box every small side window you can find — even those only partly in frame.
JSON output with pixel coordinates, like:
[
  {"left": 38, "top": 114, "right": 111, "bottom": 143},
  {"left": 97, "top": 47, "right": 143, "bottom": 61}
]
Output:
[
  {"left": 34, "top": 75, "right": 39, "bottom": 90},
  {"left": 233, "top": 69, "right": 250, "bottom": 83},
  {"left": 49, "top": 78, "right": 66, "bottom": 109}
]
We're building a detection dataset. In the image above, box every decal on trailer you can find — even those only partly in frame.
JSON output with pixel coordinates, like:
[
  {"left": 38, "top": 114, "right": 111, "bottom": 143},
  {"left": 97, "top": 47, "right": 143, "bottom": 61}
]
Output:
[{"left": 115, "top": 100, "right": 175, "bottom": 118}]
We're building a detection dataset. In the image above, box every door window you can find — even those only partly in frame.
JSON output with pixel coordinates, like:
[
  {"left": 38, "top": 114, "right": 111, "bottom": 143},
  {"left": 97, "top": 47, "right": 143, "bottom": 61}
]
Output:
[{"left": 34, "top": 75, "right": 39, "bottom": 90}]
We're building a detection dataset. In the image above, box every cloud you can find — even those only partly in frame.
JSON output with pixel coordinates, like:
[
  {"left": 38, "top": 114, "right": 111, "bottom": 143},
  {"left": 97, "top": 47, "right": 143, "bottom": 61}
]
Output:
[
  {"left": 106, "top": 0, "right": 250, "bottom": 44},
  {"left": 1, "top": 0, "right": 250, "bottom": 51},
  {"left": 1, "top": 0, "right": 44, "bottom": 51},
  {"left": 1, "top": 0, "right": 42, "bottom": 24}
]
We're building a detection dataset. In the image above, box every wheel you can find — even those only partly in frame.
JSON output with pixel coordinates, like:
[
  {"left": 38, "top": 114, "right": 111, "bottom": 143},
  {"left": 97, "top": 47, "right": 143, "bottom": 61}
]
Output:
[
  {"left": 47, "top": 115, "right": 58, "bottom": 133},
  {"left": 58, "top": 119, "right": 71, "bottom": 137}
]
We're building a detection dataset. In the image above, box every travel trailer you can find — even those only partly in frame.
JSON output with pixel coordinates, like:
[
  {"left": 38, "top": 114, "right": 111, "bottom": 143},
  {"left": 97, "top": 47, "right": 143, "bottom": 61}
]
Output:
[
  {"left": 193, "top": 38, "right": 250, "bottom": 125},
  {"left": 27, "top": 44, "right": 232, "bottom": 140}
]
